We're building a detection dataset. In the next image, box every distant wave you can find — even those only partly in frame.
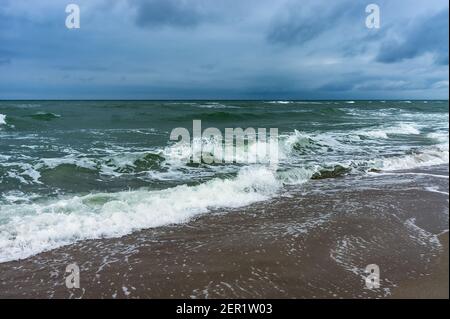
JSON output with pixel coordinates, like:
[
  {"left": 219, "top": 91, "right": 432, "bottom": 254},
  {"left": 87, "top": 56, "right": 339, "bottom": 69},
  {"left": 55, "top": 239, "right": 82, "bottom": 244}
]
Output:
[
  {"left": 4, "top": 126, "right": 448, "bottom": 186},
  {"left": 355, "top": 123, "right": 421, "bottom": 139},
  {"left": 265, "top": 101, "right": 293, "bottom": 104},
  {"left": 28, "top": 112, "right": 61, "bottom": 121},
  {"left": 172, "top": 111, "right": 266, "bottom": 122},
  {"left": 196, "top": 102, "right": 240, "bottom": 109},
  {"left": 14, "top": 103, "right": 41, "bottom": 109}
]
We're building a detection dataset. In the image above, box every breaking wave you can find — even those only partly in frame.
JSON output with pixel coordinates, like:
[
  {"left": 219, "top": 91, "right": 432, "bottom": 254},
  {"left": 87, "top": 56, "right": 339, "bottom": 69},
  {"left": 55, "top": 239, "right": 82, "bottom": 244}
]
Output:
[
  {"left": 0, "top": 123, "right": 448, "bottom": 262},
  {"left": 0, "top": 114, "right": 6, "bottom": 126},
  {"left": 356, "top": 123, "right": 421, "bottom": 139},
  {"left": 0, "top": 166, "right": 280, "bottom": 262}
]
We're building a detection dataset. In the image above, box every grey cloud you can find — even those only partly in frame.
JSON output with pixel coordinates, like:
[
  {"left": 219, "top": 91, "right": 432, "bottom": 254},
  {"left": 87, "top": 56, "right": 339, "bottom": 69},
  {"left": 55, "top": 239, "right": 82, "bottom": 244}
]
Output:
[
  {"left": 376, "top": 9, "right": 449, "bottom": 65},
  {"left": 353, "top": 80, "right": 428, "bottom": 91},
  {"left": 319, "top": 73, "right": 446, "bottom": 94},
  {"left": 132, "top": 0, "right": 208, "bottom": 28},
  {"left": 0, "top": 0, "right": 447, "bottom": 99},
  {"left": 319, "top": 82, "right": 354, "bottom": 92},
  {"left": 266, "top": 0, "right": 363, "bottom": 45},
  {"left": 431, "top": 80, "right": 449, "bottom": 89},
  {"left": 0, "top": 59, "right": 11, "bottom": 66}
]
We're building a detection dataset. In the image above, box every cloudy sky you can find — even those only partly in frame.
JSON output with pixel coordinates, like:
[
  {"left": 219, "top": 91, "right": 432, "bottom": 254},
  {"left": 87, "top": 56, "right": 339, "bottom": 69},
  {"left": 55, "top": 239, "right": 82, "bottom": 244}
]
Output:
[{"left": 0, "top": 0, "right": 448, "bottom": 99}]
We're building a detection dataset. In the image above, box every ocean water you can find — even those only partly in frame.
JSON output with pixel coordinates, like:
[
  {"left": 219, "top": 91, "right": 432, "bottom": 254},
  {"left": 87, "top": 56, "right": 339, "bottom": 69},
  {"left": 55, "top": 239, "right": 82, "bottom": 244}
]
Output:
[{"left": 0, "top": 100, "right": 448, "bottom": 262}]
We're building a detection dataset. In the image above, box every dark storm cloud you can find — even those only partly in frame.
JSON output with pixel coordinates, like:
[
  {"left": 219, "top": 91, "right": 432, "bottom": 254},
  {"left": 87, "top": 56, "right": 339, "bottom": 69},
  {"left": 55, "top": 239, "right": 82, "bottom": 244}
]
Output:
[
  {"left": 376, "top": 9, "right": 449, "bottom": 65},
  {"left": 0, "top": 0, "right": 448, "bottom": 99},
  {"left": 267, "top": 1, "right": 449, "bottom": 67},
  {"left": 319, "top": 82, "right": 355, "bottom": 92},
  {"left": 319, "top": 71, "right": 448, "bottom": 94},
  {"left": 266, "top": 0, "right": 363, "bottom": 45}
]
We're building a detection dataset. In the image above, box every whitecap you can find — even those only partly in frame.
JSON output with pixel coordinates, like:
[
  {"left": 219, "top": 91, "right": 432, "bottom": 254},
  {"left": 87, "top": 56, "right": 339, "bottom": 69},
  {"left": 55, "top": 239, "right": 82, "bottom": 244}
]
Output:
[
  {"left": 0, "top": 114, "right": 6, "bottom": 126},
  {"left": 0, "top": 166, "right": 280, "bottom": 262},
  {"left": 356, "top": 123, "right": 421, "bottom": 139},
  {"left": 375, "top": 145, "right": 449, "bottom": 171}
]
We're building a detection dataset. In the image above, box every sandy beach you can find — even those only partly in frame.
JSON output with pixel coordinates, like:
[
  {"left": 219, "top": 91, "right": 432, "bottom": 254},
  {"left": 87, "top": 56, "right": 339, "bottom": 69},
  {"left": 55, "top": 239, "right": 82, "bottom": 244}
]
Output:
[
  {"left": 0, "top": 165, "right": 447, "bottom": 299},
  {"left": 390, "top": 231, "right": 448, "bottom": 299}
]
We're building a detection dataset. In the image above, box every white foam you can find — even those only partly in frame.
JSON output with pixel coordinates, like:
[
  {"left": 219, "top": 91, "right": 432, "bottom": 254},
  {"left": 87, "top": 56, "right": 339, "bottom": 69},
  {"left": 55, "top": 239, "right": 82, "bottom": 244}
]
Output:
[
  {"left": 427, "top": 132, "right": 449, "bottom": 144},
  {"left": 282, "top": 130, "right": 349, "bottom": 154},
  {"left": 295, "top": 101, "right": 324, "bottom": 105},
  {"left": 3, "top": 162, "right": 42, "bottom": 184},
  {"left": 425, "top": 186, "right": 449, "bottom": 196},
  {"left": 197, "top": 103, "right": 239, "bottom": 109},
  {"left": 265, "top": 101, "right": 292, "bottom": 104},
  {"left": 39, "top": 157, "right": 98, "bottom": 171},
  {"left": 0, "top": 114, "right": 6, "bottom": 126},
  {"left": 357, "top": 123, "right": 420, "bottom": 139},
  {"left": 376, "top": 145, "right": 449, "bottom": 171},
  {"left": 404, "top": 218, "right": 441, "bottom": 247},
  {"left": 0, "top": 166, "right": 280, "bottom": 262},
  {"left": 1, "top": 191, "right": 40, "bottom": 205},
  {"left": 284, "top": 130, "right": 315, "bottom": 150}
]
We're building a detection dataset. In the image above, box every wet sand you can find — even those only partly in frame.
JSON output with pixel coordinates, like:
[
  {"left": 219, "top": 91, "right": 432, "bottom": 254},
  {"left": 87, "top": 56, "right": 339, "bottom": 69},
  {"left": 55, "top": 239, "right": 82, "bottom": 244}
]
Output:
[
  {"left": 390, "top": 231, "right": 448, "bottom": 299},
  {"left": 0, "top": 165, "right": 448, "bottom": 298}
]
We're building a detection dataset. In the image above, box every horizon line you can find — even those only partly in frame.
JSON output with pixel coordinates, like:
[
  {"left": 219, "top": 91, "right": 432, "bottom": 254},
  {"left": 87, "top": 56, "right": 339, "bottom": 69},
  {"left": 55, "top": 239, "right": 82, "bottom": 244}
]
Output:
[{"left": 0, "top": 99, "right": 448, "bottom": 102}]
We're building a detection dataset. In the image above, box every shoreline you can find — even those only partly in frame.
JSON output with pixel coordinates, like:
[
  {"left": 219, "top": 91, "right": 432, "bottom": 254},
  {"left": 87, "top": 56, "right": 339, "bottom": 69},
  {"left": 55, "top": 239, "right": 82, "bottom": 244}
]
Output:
[{"left": 0, "top": 165, "right": 448, "bottom": 298}]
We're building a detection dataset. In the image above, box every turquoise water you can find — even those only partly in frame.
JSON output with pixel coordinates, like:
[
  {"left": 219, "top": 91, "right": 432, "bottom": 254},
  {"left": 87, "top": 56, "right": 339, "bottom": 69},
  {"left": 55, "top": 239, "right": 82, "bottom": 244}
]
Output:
[{"left": 0, "top": 100, "right": 448, "bottom": 262}]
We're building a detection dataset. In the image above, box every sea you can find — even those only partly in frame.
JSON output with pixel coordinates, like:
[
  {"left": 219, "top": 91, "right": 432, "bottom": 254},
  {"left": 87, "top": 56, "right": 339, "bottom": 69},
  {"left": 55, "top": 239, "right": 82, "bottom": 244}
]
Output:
[{"left": 0, "top": 100, "right": 448, "bottom": 265}]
